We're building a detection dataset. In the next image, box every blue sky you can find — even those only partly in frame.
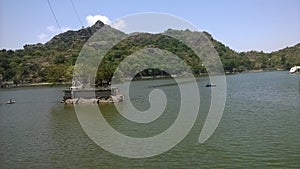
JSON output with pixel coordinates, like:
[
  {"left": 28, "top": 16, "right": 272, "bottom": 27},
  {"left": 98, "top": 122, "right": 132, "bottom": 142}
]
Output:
[{"left": 0, "top": 0, "right": 299, "bottom": 52}]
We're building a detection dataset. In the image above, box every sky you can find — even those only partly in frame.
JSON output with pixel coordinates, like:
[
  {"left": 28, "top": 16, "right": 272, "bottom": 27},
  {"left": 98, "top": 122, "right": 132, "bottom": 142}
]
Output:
[{"left": 0, "top": 0, "right": 299, "bottom": 52}]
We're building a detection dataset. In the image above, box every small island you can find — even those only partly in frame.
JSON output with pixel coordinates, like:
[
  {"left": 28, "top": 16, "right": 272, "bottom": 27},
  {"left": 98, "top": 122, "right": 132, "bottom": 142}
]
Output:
[{"left": 61, "top": 83, "right": 124, "bottom": 104}]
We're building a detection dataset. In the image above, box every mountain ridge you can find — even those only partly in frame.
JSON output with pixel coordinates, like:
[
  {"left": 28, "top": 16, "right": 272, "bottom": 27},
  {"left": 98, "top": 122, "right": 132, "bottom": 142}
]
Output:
[{"left": 0, "top": 20, "right": 299, "bottom": 85}]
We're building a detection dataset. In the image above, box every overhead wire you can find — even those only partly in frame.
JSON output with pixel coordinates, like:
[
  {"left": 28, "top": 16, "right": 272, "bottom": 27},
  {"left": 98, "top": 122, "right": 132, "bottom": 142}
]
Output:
[
  {"left": 70, "top": 0, "right": 84, "bottom": 28},
  {"left": 47, "top": 0, "right": 62, "bottom": 33}
]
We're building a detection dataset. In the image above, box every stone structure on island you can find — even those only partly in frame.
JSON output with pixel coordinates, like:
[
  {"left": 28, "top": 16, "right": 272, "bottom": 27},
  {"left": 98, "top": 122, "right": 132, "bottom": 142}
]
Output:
[{"left": 62, "top": 80, "right": 124, "bottom": 104}]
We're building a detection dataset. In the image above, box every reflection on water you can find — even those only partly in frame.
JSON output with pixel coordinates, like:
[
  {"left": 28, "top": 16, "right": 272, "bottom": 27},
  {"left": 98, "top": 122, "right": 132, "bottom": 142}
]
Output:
[{"left": 0, "top": 71, "right": 299, "bottom": 168}]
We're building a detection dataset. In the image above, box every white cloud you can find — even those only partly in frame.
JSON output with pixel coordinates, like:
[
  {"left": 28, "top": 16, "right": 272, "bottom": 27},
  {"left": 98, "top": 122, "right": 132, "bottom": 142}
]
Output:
[
  {"left": 37, "top": 33, "right": 49, "bottom": 41},
  {"left": 111, "top": 19, "right": 126, "bottom": 30},
  {"left": 37, "top": 25, "right": 71, "bottom": 43},
  {"left": 86, "top": 15, "right": 111, "bottom": 26},
  {"left": 47, "top": 25, "right": 71, "bottom": 33},
  {"left": 86, "top": 14, "right": 126, "bottom": 30},
  {"left": 47, "top": 25, "right": 56, "bottom": 33},
  {"left": 37, "top": 14, "right": 125, "bottom": 44}
]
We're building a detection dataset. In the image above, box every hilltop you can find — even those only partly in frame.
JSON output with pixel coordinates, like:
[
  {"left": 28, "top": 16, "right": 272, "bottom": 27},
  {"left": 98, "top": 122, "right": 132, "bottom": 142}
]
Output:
[{"left": 0, "top": 20, "right": 299, "bottom": 86}]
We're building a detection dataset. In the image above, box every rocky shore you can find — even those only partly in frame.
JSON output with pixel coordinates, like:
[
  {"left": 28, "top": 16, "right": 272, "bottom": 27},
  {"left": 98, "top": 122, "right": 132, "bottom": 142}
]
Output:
[{"left": 62, "top": 95, "right": 124, "bottom": 104}]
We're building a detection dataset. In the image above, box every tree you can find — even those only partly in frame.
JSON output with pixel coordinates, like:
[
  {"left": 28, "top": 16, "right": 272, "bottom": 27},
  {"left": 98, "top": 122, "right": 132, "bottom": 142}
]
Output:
[
  {"left": 45, "top": 65, "right": 70, "bottom": 82},
  {"left": 54, "top": 55, "right": 67, "bottom": 64},
  {"left": 13, "top": 76, "right": 20, "bottom": 86}
]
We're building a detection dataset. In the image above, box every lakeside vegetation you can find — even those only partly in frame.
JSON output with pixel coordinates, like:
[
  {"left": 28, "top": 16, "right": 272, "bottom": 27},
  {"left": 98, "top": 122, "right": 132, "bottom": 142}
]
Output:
[{"left": 0, "top": 21, "right": 299, "bottom": 86}]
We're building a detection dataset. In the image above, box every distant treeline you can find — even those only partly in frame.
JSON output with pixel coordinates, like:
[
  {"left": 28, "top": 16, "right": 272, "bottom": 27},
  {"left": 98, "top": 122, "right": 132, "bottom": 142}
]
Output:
[{"left": 0, "top": 21, "right": 299, "bottom": 86}]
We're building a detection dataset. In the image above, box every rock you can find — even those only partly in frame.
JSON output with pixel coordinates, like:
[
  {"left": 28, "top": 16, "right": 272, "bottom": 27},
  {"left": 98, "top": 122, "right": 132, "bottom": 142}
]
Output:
[
  {"left": 112, "top": 95, "right": 124, "bottom": 102},
  {"left": 63, "top": 95, "right": 124, "bottom": 104}
]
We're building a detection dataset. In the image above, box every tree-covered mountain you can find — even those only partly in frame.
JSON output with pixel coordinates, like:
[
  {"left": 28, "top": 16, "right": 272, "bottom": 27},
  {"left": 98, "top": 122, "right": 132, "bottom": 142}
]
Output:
[
  {"left": 241, "top": 44, "right": 300, "bottom": 70},
  {"left": 0, "top": 20, "right": 299, "bottom": 86}
]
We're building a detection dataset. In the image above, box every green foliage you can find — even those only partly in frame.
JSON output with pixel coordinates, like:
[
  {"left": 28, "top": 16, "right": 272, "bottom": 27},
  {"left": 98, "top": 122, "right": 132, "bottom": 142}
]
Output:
[
  {"left": 243, "top": 44, "right": 300, "bottom": 70},
  {"left": 45, "top": 65, "right": 73, "bottom": 82},
  {"left": 54, "top": 55, "right": 67, "bottom": 64},
  {"left": 0, "top": 20, "right": 299, "bottom": 86}
]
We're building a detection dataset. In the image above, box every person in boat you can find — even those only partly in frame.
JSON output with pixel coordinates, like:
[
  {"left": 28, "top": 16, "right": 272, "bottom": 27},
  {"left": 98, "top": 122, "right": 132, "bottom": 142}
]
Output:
[
  {"left": 7, "top": 99, "right": 15, "bottom": 104},
  {"left": 205, "top": 83, "right": 216, "bottom": 87}
]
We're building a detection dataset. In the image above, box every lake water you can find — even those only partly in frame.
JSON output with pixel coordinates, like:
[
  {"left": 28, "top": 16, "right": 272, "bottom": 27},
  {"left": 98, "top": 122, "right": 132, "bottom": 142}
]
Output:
[{"left": 0, "top": 71, "right": 299, "bottom": 168}]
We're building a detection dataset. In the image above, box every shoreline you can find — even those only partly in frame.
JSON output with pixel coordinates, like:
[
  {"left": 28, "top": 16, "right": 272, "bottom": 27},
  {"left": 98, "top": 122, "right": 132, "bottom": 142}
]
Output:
[
  {"left": 0, "top": 70, "right": 292, "bottom": 89},
  {"left": 0, "top": 82, "right": 71, "bottom": 89}
]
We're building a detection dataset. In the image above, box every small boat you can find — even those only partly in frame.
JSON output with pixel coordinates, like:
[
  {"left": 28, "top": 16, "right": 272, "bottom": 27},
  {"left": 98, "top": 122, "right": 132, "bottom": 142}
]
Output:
[
  {"left": 289, "top": 66, "right": 300, "bottom": 74},
  {"left": 70, "top": 85, "right": 83, "bottom": 90},
  {"left": 6, "top": 99, "right": 15, "bottom": 104},
  {"left": 205, "top": 83, "right": 216, "bottom": 87}
]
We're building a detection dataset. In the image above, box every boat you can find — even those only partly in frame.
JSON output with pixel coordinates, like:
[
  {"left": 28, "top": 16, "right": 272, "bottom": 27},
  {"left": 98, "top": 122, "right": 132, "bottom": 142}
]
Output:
[
  {"left": 6, "top": 99, "right": 15, "bottom": 104},
  {"left": 69, "top": 85, "right": 83, "bottom": 90},
  {"left": 289, "top": 66, "right": 300, "bottom": 74},
  {"left": 205, "top": 83, "right": 216, "bottom": 87}
]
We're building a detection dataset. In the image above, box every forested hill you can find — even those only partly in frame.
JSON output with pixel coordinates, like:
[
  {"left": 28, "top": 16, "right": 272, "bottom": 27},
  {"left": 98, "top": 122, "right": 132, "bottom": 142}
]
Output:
[{"left": 0, "top": 20, "right": 299, "bottom": 85}]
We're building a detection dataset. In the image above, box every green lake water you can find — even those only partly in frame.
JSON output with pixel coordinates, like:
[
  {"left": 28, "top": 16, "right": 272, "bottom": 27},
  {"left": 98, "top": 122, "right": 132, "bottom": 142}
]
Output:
[{"left": 0, "top": 71, "right": 299, "bottom": 168}]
